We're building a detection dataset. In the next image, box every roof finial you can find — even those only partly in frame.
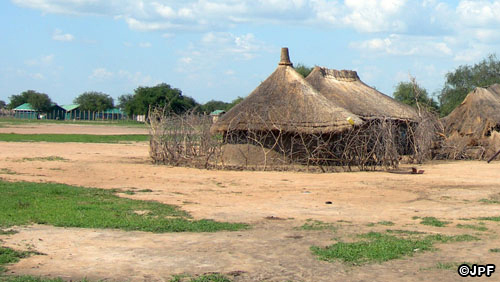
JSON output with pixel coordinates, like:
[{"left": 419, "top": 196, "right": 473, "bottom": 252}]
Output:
[{"left": 279, "top": 47, "right": 293, "bottom": 66}]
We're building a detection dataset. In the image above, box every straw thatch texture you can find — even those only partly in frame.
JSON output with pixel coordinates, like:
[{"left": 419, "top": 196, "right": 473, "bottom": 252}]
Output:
[
  {"left": 306, "top": 67, "right": 418, "bottom": 121},
  {"left": 211, "top": 65, "right": 362, "bottom": 134},
  {"left": 443, "top": 85, "right": 500, "bottom": 139}
]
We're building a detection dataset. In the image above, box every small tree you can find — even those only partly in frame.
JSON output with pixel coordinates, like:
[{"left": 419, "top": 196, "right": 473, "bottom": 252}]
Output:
[
  {"left": 295, "top": 63, "right": 314, "bottom": 78},
  {"left": 8, "top": 90, "right": 53, "bottom": 112},
  {"left": 74, "top": 92, "right": 114, "bottom": 111},
  {"left": 393, "top": 81, "right": 439, "bottom": 112},
  {"left": 122, "top": 83, "right": 198, "bottom": 116}
]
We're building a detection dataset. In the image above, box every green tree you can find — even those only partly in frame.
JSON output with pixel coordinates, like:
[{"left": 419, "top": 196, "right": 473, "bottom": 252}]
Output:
[
  {"left": 121, "top": 83, "right": 198, "bottom": 116},
  {"left": 74, "top": 92, "right": 114, "bottom": 111},
  {"left": 295, "top": 63, "right": 314, "bottom": 78},
  {"left": 0, "top": 100, "right": 6, "bottom": 109},
  {"left": 439, "top": 54, "right": 500, "bottom": 116},
  {"left": 200, "top": 100, "right": 230, "bottom": 114},
  {"left": 393, "top": 81, "right": 439, "bottom": 112},
  {"left": 8, "top": 90, "right": 53, "bottom": 112},
  {"left": 117, "top": 94, "right": 134, "bottom": 113}
]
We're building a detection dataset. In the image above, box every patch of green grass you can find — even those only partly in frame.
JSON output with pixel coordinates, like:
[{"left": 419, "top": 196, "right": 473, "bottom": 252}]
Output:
[
  {"left": 311, "top": 232, "right": 479, "bottom": 265},
  {"left": 0, "top": 133, "right": 149, "bottom": 143},
  {"left": 21, "top": 156, "right": 68, "bottom": 162},
  {"left": 490, "top": 248, "right": 500, "bottom": 253},
  {"left": 0, "top": 229, "right": 18, "bottom": 235},
  {"left": 0, "top": 276, "right": 94, "bottom": 282},
  {"left": 420, "top": 217, "right": 450, "bottom": 227},
  {"left": 0, "top": 169, "right": 16, "bottom": 175},
  {"left": 456, "top": 224, "right": 488, "bottom": 232},
  {"left": 385, "top": 229, "right": 426, "bottom": 235},
  {"left": 0, "top": 247, "right": 31, "bottom": 273},
  {"left": 169, "top": 274, "right": 231, "bottom": 282},
  {"left": 137, "top": 189, "right": 153, "bottom": 192},
  {"left": 478, "top": 216, "right": 500, "bottom": 222},
  {"left": 0, "top": 180, "right": 247, "bottom": 233},
  {"left": 412, "top": 216, "right": 420, "bottom": 220},
  {"left": 299, "top": 220, "right": 337, "bottom": 231},
  {"left": 366, "top": 221, "right": 395, "bottom": 227},
  {"left": 421, "top": 261, "right": 475, "bottom": 271},
  {"left": 378, "top": 221, "right": 395, "bottom": 226},
  {"left": 479, "top": 198, "right": 500, "bottom": 204}
]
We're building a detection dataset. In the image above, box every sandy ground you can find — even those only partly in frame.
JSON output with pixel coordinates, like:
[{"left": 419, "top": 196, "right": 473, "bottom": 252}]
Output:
[
  {"left": 0, "top": 124, "right": 500, "bottom": 281},
  {"left": 0, "top": 123, "right": 148, "bottom": 135}
]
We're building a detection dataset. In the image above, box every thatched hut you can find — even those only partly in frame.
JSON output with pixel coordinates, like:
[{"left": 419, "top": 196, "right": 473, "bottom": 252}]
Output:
[
  {"left": 305, "top": 67, "right": 418, "bottom": 121},
  {"left": 211, "top": 48, "right": 363, "bottom": 167},
  {"left": 441, "top": 85, "right": 500, "bottom": 159}
]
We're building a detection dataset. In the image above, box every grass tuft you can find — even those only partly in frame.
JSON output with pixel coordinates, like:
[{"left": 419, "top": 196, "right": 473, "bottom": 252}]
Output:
[
  {"left": 169, "top": 274, "right": 231, "bottom": 282},
  {"left": 0, "top": 180, "right": 247, "bottom": 233},
  {"left": 478, "top": 216, "right": 500, "bottom": 222},
  {"left": 456, "top": 224, "right": 488, "bottom": 231},
  {"left": 21, "top": 156, "right": 68, "bottom": 162},
  {"left": 489, "top": 248, "right": 500, "bottom": 253},
  {"left": 420, "top": 217, "right": 449, "bottom": 227},
  {"left": 299, "top": 220, "right": 337, "bottom": 231}
]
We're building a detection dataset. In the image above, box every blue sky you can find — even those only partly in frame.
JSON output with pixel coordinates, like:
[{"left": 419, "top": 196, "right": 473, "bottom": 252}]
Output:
[{"left": 1, "top": 0, "right": 500, "bottom": 105}]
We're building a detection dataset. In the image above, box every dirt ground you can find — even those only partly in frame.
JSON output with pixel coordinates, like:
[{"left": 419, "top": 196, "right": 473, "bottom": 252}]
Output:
[{"left": 1, "top": 123, "right": 500, "bottom": 281}]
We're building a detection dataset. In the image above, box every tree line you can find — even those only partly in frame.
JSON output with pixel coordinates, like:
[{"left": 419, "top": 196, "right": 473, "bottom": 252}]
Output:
[
  {"left": 1, "top": 83, "right": 244, "bottom": 116},
  {"left": 1, "top": 54, "right": 499, "bottom": 117}
]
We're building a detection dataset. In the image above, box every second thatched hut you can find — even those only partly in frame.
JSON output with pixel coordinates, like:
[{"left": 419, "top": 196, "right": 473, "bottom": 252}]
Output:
[{"left": 441, "top": 84, "right": 500, "bottom": 159}]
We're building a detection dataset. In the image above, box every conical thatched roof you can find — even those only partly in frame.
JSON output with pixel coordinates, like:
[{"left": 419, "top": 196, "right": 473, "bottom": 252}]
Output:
[
  {"left": 211, "top": 48, "right": 362, "bottom": 134},
  {"left": 306, "top": 67, "right": 418, "bottom": 121},
  {"left": 443, "top": 85, "right": 500, "bottom": 139}
]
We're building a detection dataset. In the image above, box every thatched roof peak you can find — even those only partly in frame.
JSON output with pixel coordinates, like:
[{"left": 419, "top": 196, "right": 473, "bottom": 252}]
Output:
[
  {"left": 315, "top": 67, "right": 359, "bottom": 82},
  {"left": 278, "top": 47, "right": 293, "bottom": 66}
]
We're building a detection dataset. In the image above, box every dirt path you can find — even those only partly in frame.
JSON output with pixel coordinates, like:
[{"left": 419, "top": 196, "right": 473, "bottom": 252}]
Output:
[{"left": 1, "top": 141, "right": 500, "bottom": 281}]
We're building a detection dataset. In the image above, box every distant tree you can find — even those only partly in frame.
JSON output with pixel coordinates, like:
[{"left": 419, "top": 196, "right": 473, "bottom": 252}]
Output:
[
  {"left": 117, "top": 94, "right": 134, "bottom": 113},
  {"left": 200, "top": 100, "right": 230, "bottom": 114},
  {"left": 74, "top": 92, "right": 114, "bottom": 111},
  {"left": 0, "top": 100, "right": 6, "bottom": 109},
  {"left": 439, "top": 54, "right": 500, "bottom": 117},
  {"left": 295, "top": 63, "right": 314, "bottom": 78},
  {"left": 122, "top": 83, "right": 199, "bottom": 116},
  {"left": 393, "top": 81, "right": 439, "bottom": 112},
  {"left": 8, "top": 90, "right": 53, "bottom": 112}
]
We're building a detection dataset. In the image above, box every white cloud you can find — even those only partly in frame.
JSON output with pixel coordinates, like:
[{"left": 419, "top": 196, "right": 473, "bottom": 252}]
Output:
[
  {"left": 118, "top": 70, "right": 157, "bottom": 86},
  {"left": 89, "top": 68, "right": 113, "bottom": 80},
  {"left": 352, "top": 34, "right": 452, "bottom": 57},
  {"left": 25, "top": 54, "right": 55, "bottom": 66},
  {"left": 342, "top": 0, "right": 407, "bottom": 32},
  {"left": 31, "top": 73, "right": 45, "bottom": 80},
  {"left": 52, "top": 29, "right": 74, "bottom": 41},
  {"left": 139, "top": 42, "right": 152, "bottom": 48}
]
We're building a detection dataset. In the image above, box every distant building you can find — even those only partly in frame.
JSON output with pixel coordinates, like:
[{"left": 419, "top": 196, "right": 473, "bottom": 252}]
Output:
[
  {"left": 13, "top": 103, "right": 65, "bottom": 120},
  {"left": 209, "top": 109, "right": 226, "bottom": 122}
]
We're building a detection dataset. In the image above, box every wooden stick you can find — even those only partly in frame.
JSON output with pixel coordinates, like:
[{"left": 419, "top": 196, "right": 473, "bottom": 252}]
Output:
[{"left": 487, "top": 149, "right": 500, "bottom": 163}]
